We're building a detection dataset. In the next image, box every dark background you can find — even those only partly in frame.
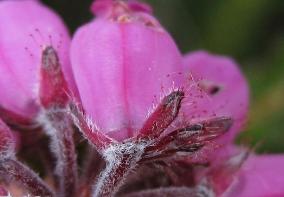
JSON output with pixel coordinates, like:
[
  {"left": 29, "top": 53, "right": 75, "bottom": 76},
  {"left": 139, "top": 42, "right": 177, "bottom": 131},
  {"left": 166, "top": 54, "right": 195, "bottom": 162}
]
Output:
[{"left": 42, "top": 0, "right": 284, "bottom": 153}]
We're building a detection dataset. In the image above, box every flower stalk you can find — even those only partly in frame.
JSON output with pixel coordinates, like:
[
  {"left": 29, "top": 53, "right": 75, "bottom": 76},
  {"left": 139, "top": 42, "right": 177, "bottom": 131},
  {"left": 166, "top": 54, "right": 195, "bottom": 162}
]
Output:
[
  {"left": 38, "top": 46, "right": 78, "bottom": 197},
  {"left": 0, "top": 118, "right": 54, "bottom": 196},
  {"left": 0, "top": 158, "right": 55, "bottom": 197},
  {"left": 91, "top": 90, "right": 232, "bottom": 197}
]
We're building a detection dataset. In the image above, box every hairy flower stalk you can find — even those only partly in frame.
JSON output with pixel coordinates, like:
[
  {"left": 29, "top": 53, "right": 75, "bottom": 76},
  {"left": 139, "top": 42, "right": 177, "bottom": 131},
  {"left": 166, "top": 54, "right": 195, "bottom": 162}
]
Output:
[
  {"left": 91, "top": 90, "right": 232, "bottom": 197},
  {"left": 38, "top": 46, "right": 78, "bottom": 197},
  {"left": 123, "top": 186, "right": 214, "bottom": 197},
  {"left": 0, "top": 158, "right": 54, "bottom": 197},
  {"left": 93, "top": 90, "right": 184, "bottom": 196},
  {"left": 0, "top": 119, "right": 54, "bottom": 196}
]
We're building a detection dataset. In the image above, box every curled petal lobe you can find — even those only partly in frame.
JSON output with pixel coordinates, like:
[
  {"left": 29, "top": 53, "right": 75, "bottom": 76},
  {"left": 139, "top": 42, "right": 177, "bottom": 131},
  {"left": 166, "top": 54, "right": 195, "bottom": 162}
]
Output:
[{"left": 0, "top": 0, "right": 77, "bottom": 118}]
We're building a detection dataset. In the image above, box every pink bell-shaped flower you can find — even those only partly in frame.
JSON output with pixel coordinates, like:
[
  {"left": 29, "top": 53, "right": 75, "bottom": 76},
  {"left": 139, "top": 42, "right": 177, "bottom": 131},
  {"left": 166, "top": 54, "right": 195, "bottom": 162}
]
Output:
[
  {"left": 0, "top": 0, "right": 77, "bottom": 119},
  {"left": 183, "top": 51, "right": 249, "bottom": 143},
  {"left": 71, "top": 0, "right": 183, "bottom": 140}
]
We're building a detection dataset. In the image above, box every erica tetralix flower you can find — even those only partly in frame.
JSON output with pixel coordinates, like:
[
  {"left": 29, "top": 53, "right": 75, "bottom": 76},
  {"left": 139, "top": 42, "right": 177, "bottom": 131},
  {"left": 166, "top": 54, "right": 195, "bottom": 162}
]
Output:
[
  {"left": 0, "top": 1, "right": 79, "bottom": 196},
  {"left": 69, "top": 2, "right": 236, "bottom": 197},
  {"left": 0, "top": 0, "right": 77, "bottom": 120},
  {"left": 1, "top": 1, "right": 279, "bottom": 197},
  {"left": 71, "top": 0, "right": 184, "bottom": 140},
  {"left": 183, "top": 51, "right": 249, "bottom": 143}
]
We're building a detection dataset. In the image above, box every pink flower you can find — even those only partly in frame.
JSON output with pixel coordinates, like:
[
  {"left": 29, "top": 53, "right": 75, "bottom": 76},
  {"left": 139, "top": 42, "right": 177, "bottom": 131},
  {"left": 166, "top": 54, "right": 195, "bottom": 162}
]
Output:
[
  {"left": 183, "top": 51, "right": 249, "bottom": 143},
  {"left": 0, "top": 1, "right": 282, "bottom": 197},
  {"left": 71, "top": 0, "right": 183, "bottom": 140},
  {"left": 227, "top": 155, "right": 284, "bottom": 197},
  {"left": 0, "top": 0, "right": 77, "bottom": 118}
]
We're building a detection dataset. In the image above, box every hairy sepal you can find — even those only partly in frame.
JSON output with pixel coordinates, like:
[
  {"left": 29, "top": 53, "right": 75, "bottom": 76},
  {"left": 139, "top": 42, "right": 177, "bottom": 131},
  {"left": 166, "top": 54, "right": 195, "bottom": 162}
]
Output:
[
  {"left": 140, "top": 117, "right": 233, "bottom": 163},
  {"left": 138, "top": 90, "right": 184, "bottom": 140},
  {"left": 38, "top": 46, "right": 78, "bottom": 197},
  {"left": 0, "top": 119, "right": 16, "bottom": 160},
  {"left": 39, "top": 46, "right": 69, "bottom": 108},
  {"left": 0, "top": 158, "right": 55, "bottom": 196},
  {"left": 68, "top": 102, "right": 114, "bottom": 151}
]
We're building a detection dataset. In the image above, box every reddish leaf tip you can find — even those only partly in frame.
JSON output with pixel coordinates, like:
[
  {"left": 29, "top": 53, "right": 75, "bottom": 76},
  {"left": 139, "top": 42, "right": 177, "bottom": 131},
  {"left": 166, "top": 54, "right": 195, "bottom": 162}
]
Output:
[
  {"left": 138, "top": 90, "right": 184, "bottom": 139},
  {"left": 39, "top": 46, "right": 70, "bottom": 108}
]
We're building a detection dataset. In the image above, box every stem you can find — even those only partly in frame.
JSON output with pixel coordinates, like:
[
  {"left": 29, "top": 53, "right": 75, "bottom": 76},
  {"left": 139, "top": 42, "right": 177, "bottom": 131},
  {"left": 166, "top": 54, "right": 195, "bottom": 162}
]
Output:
[
  {"left": 92, "top": 90, "right": 184, "bottom": 196},
  {"left": 92, "top": 142, "right": 146, "bottom": 197},
  {"left": 123, "top": 187, "right": 197, "bottom": 197},
  {"left": 79, "top": 147, "right": 105, "bottom": 197},
  {"left": 40, "top": 109, "right": 78, "bottom": 197},
  {"left": 0, "top": 158, "right": 54, "bottom": 196}
]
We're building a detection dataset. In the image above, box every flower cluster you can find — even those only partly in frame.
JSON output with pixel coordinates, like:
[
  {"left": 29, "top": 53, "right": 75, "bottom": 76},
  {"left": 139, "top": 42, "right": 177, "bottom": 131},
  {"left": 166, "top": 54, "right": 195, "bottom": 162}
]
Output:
[{"left": 0, "top": 0, "right": 283, "bottom": 197}]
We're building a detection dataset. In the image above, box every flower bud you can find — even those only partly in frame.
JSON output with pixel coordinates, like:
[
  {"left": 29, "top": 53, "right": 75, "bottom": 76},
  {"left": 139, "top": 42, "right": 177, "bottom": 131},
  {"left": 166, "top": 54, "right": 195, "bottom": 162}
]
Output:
[
  {"left": 0, "top": 0, "right": 77, "bottom": 118},
  {"left": 71, "top": 0, "right": 183, "bottom": 140},
  {"left": 183, "top": 51, "right": 249, "bottom": 142}
]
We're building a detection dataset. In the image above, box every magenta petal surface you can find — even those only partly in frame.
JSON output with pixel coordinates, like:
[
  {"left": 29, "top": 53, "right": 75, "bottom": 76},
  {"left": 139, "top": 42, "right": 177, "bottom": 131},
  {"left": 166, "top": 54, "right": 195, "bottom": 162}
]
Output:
[
  {"left": 0, "top": 185, "right": 8, "bottom": 196},
  {"left": 0, "top": 0, "right": 76, "bottom": 118},
  {"left": 227, "top": 155, "right": 284, "bottom": 197},
  {"left": 71, "top": 2, "right": 183, "bottom": 140},
  {"left": 182, "top": 51, "right": 249, "bottom": 142}
]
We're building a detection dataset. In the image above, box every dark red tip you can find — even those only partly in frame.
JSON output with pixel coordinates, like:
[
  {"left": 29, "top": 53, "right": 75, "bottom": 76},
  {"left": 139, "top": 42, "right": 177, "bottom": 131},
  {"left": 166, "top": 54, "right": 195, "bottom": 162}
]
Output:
[
  {"left": 138, "top": 90, "right": 184, "bottom": 140},
  {"left": 39, "top": 46, "right": 70, "bottom": 108}
]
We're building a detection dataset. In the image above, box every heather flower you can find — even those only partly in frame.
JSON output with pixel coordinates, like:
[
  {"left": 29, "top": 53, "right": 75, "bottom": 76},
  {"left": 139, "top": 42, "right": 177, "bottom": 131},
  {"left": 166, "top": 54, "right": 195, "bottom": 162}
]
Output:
[
  {"left": 183, "top": 51, "right": 249, "bottom": 143},
  {"left": 71, "top": 0, "right": 184, "bottom": 140},
  {"left": 0, "top": 0, "right": 282, "bottom": 197},
  {"left": 68, "top": 1, "right": 236, "bottom": 196},
  {"left": 0, "top": 0, "right": 77, "bottom": 119},
  {"left": 0, "top": 0, "right": 78, "bottom": 196}
]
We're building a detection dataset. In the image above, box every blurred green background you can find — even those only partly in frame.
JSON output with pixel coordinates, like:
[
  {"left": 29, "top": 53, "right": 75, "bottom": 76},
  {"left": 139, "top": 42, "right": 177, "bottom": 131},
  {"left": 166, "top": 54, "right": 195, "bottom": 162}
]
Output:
[{"left": 42, "top": 0, "right": 284, "bottom": 153}]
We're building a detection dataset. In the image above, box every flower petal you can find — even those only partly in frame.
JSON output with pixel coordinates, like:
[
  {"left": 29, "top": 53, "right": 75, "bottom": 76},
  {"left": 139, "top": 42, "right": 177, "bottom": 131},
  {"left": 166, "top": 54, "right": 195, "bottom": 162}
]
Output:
[
  {"left": 0, "top": 0, "right": 76, "bottom": 118},
  {"left": 183, "top": 51, "right": 249, "bottom": 143},
  {"left": 227, "top": 155, "right": 284, "bottom": 197},
  {"left": 71, "top": 1, "right": 183, "bottom": 140}
]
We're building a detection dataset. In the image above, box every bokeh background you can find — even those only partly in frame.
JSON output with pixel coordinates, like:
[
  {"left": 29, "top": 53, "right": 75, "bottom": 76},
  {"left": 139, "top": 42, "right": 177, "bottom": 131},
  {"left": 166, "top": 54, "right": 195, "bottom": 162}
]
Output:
[{"left": 42, "top": 0, "right": 284, "bottom": 153}]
